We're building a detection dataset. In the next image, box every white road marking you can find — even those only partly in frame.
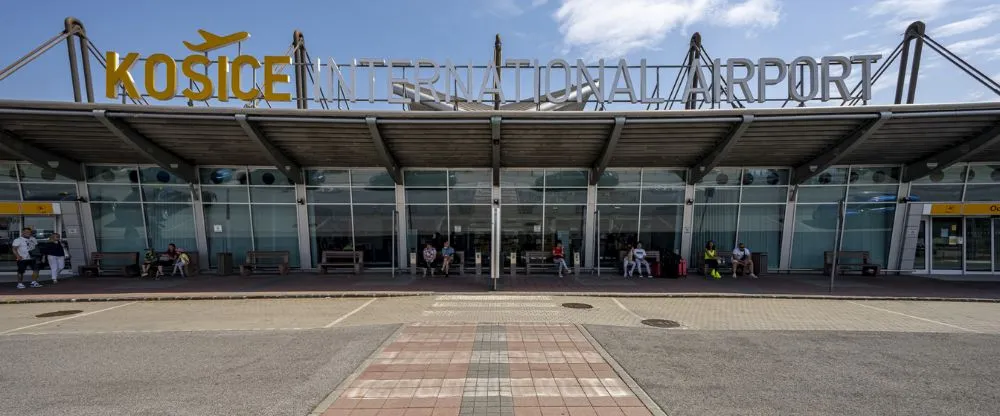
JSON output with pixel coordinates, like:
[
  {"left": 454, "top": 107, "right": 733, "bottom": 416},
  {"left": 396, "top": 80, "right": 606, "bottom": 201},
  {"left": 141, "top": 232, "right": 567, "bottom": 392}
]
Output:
[
  {"left": 612, "top": 298, "right": 644, "bottom": 320},
  {"left": 847, "top": 301, "right": 981, "bottom": 333},
  {"left": 1, "top": 301, "right": 139, "bottom": 335},
  {"left": 435, "top": 295, "right": 553, "bottom": 301},
  {"left": 431, "top": 302, "right": 557, "bottom": 308},
  {"left": 324, "top": 298, "right": 377, "bottom": 328}
]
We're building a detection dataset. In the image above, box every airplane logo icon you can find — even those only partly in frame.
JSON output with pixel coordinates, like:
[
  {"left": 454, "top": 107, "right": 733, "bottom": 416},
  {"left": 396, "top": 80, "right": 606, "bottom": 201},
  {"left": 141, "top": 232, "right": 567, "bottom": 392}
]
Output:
[{"left": 183, "top": 29, "right": 251, "bottom": 52}]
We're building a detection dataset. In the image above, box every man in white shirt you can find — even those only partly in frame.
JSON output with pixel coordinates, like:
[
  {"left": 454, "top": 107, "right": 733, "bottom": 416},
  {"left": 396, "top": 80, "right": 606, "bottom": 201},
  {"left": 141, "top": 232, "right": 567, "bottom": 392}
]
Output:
[
  {"left": 12, "top": 227, "right": 41, "bottom": 289},
  {"left": 632, "top": 243, "right": 652, "bottom": 278},
  {"left": 732, "top": 242, "right": 758, "bottom": 279}
]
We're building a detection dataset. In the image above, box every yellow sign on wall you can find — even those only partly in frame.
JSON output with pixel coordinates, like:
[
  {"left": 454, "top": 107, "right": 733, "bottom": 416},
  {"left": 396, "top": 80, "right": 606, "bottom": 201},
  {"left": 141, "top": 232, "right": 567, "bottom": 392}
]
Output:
[
  {"left": 0, "top": 202, "right": 56, "bottom": 215},
  {"left": 930, "top": 203, "right": 1000, "bottom": 216}
]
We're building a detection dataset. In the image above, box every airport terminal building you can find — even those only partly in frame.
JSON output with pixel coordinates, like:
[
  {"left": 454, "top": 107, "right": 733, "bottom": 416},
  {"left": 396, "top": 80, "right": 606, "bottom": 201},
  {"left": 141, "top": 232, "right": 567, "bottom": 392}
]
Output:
[{"left": 1, "top": 20, "right": 999, "bottom": 279}]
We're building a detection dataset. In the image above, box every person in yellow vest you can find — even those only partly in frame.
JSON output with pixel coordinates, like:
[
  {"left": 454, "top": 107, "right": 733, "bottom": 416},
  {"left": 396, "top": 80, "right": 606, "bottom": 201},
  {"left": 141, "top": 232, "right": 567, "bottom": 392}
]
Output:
[{"left": 704, "top": 241, "right": 721, "bottom": 279}]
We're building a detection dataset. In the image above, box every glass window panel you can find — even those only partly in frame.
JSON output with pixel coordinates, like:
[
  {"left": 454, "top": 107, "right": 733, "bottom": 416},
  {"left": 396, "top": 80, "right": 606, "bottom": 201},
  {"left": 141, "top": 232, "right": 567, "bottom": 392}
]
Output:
[
  {"left": 352, "top": 187, "right": 395, "bottom": 204},
  {"left": 545, "top": 188, "right": 588, "bottom": 204},
  {"left": 250, "top": 204, "right": 300, "bottom": 267},
  {"left": 87, "top": 166, "right": 139, "bottom": 184},
  {"left": 501, "top": 169, "right": 546, "bottom": 187},
  {"left": 737, "top": 205, "right": 785, "bottom": 269},
  {"left": 597, "top": 189, "right": 640, "bottom": 204},
  {"left": 908, "top": 185, "right": 963, "bottom": 202},
  {"left": 544, "top": 170, "right": 589, "bottom": 187},
  {"left": 405, "top": 188, "right": 448, "bottom": 204},
  {"left": 642, "top": 169, "right": 686, "bottom": 185},
  {"left": 639, "top": 205, "right": 683, "bottom": 259},
  {"left": 545, "top": 205, "right": 586, "bottom": 264},
  {"left": 249, "top": 168, "right": 291, "bottom": 186},
  {"left": 20, "top": 184, "right": 76, "bottom": 201},
  {"left": 692, "top": 204, "right": 739, "bottom": 264},
  {"left": 144, "top": 204, "right": 197, "bottom": 253},
  {"left": 451, "top": 169, "right": 492, "bottom": 188},
  {"left": 17, "top": 163, "right": 75, "bottom": 182},
  {"left": 501, "top": 188, "right": 542, "bottom": 204},
  {"left": 964, "top": 184, "right": 1000, "bottom": 202},
  {"left": 305, "top": 169, "right": 350, "bottom": 186},
  {"left": 308, "top": 205, "right": 353, "bottom": 267},
  {"left": 500, "top": 205, "right": 543, "bottom": 261},
  {"left": 0, "top": 162, "right": 17, "bottom": 182},
  {"left": 306, "top": 187, "right": 351, "bottom": 204},
  {"left": 204, "top": 203, "right": 253, "bottom": 267},
  {"left": 842, "top": 203, "right": 895, "bottom": 267},
  {"left": 848, "top": 167, "right": 900, "bottom": 185},
  {"left": 88, "top": 184, "right": 142, "bottom": 203},
  {"left": 965, "top": 164, "right": 1000, "bottom": 184},
  {"left": 141, "top": 185, "right": 191, "bottom": 203},
  {"left": 139, "top": 167, "right": 185, "bottom": 185},
  {"left": 847, "top": 185, "right": 899, "bottom": 203},
  {"left": 597, "top": 205, "right": 639, "bottom": 268},
  {"left": 791, "top": 204, "right": 838, "bottom": 269},
  {"left": 796, "top": 186, "right": 846, "bottom": 203},
  {"left": 353, "top": 204, "right": 395, "bottom": 266},
  {"left": 740, "top": 186, "right": 787, "bottom": 203},
  {"left": 352, "top": 169, "right": 395, "bottom": 187},
  {"left": 448, "top": 205, "right": 492, "bottom": 266},
  {"left": 449, "top": 188, "right": 492, "bottom": 204},
  {"left": 697, "top": 168, "right": 741, "bottom": 186},
  {"left": 91, "top": 203, "right": 145, "bottom": 253},
  {"left": 597, "top": 169, "right": 641, "bottom": 187},
  {"left": 200, "top": 187, "right": 249, "bottom": 203},
  {"left": 250, "top": 186, "right": 296, "bottom": 203},
  {"left": 695, "top": 187, "right": 741, "bottom": 204},
  {"left": 0, "top": 183, "right": 21, "bottom": 200},
  {"left": 911, "top": 164, "right": 967, "bottom": 184},
  {"left": 404, "top": 170, "right": 449, "bottom": 187},
  {"left": 800, "top": 167, "right": 848, "bottom": 185},
  {"left": 741, "top": 168, "right": 790, "bottom": 186},
  {"left": 199, "top": 168, "right": 248, "bottom": 186},
  {"left": 407, "top": 205, "right": 449, "bottom": 254},
  {"left": 641, "top": 187, "right": 685, "bottom": 204}
]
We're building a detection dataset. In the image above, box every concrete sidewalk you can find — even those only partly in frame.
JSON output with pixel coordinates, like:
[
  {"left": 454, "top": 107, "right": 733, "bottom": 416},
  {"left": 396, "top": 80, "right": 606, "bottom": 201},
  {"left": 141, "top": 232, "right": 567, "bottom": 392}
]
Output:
[{"left": 2, "top": 271, "right": 999, "bottom": 303}]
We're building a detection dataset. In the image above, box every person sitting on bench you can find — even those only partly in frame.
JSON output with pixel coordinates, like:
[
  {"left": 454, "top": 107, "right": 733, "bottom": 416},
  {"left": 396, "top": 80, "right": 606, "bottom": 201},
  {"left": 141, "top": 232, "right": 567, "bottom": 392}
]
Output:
[
  {"left": 172, "top": 249, "right": 191, "bottom": 277},
  {"left": 141, "top": 248, "right": 158, "bottom": 278},
  {"left": 633, "top": 243, "right": 651, "bottom": 278},
  {"left": 732, "top": 242, "right": 758, "bottom": 279},
  {"left": 421, "top": 242, "right": 438, "bottom": 277},
  {"left": 704, "top": 240, "right": 721, "bottom": 279},
  {"left": 552, "top": 241, "right": 570, "bottom": 278},
  {"left": 623, "top": 244, "right": 636, "bottom": 278},
  {"left": 440, "top": 240, "right": 455, "bottom": 277}
]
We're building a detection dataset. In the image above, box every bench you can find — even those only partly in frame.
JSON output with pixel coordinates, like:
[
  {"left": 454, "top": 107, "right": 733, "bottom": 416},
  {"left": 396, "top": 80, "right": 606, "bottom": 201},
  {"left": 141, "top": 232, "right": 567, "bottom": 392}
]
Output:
[
  {"left": 81, "top": 252, "right": 140, "bottom": 277},
  {"left": 318, "top": 250, "right": 363, "bottom": 274},
  {"left": 524, "top": 251, "right": 551, "bottom": 275},
  {"left": 240, "top": 251, "right": 291, "bottom": 276},
  {"left": 824, "top": 251, "right": 881, "bottom": 276}
]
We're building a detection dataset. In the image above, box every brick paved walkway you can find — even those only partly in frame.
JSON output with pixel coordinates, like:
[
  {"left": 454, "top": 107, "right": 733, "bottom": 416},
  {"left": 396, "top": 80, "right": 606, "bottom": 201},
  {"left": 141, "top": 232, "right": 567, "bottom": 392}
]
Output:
[{"left": 319, "top": 324, "right": 654, "bottom": 416}]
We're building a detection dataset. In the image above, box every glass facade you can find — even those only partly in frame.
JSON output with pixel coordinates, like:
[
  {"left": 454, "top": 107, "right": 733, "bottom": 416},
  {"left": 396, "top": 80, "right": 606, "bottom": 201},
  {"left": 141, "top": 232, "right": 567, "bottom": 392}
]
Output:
[
  {"left": 501, "top": 169, "right": 587, "bottom": 266},
  {"left": 307, "top": 169, "right": 396, "bottom": 267},
  {"left": 1, "top": 162, "right": 78, "bottom": 201},
  {"left": 404, "top": 169, "right": 492, "bottom": 268},
  {"left": 596, "top": 169, "right": 684, "bottom": 268}
]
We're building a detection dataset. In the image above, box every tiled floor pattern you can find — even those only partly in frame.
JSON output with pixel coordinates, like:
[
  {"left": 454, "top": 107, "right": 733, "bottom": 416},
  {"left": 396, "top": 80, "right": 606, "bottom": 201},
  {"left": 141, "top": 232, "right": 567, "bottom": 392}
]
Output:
[{"left": 320, "top": 323, "right": 653, "bottom": 416}]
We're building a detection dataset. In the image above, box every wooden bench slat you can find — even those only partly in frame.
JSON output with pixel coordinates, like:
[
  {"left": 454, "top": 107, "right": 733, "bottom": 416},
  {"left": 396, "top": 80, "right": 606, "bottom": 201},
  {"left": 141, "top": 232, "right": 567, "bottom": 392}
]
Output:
[
  {"left": 318, "top": 250, "right": 363, "bottom": 274},
  {"left": 240, "top": 250, "right": 291, "bottom": 276}
]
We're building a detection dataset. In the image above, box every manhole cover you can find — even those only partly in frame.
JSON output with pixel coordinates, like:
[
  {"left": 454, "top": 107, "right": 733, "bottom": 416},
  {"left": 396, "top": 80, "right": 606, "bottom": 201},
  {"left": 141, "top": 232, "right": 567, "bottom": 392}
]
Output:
[
  {"left": 641, "top": 319, "right": 681, "bottom": 328},
  {"left": 562, "top": 303, "right": 593, "bottom": 309},
  {"left": 35, "top": 310, "right": 83, "bottom": 318}
]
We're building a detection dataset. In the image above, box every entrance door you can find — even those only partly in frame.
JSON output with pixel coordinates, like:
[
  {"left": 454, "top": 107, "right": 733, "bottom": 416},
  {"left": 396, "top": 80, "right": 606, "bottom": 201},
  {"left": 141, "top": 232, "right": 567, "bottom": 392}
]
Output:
[
  {"left": 965, "top": 217, "right": 993, "bottom": 272},
  {"left": 930, "top": 217, "right": 963, "bottom": 272}
]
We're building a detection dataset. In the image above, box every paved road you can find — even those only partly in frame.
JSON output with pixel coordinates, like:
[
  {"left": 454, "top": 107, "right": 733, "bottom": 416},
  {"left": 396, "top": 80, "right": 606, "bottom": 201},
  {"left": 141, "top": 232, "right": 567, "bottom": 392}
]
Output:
[{"left": 586, "top": 326, "right": 1000, "bottom": 416}]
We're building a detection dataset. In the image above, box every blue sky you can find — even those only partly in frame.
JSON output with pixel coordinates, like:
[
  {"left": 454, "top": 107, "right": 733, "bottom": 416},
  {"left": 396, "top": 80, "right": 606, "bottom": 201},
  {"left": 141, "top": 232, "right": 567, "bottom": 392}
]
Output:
[{"left": 1, "top": 0, "right": 998, "bottom": 109}]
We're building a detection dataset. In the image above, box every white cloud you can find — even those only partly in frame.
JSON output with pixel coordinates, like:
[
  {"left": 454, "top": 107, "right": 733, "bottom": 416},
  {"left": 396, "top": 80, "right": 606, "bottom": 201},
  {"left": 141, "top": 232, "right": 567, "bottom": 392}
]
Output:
[
  {"left": 553, "top": 0, "right": 782, "bottom": 58},
  {"left": 867, "top": 0, "right": 951, "bottom": 20},
  {"left": 482, "top": 0, "right": 549, "bottom": 17},
  {"left": 532, "top": 0, "right": 549, "bottom": 6},
  {"left": 935, "top": 14, "right": 998, "bottom": 38},
  {"left": 947, "top": 34, "right": 1000, "bottom": 54},
  {"left": 842, "top": 30, "right": 870, "bottom": 40}
]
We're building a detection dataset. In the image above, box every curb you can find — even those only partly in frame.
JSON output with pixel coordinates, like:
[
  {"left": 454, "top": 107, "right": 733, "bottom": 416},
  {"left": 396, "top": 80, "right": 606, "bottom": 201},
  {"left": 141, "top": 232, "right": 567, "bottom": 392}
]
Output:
[{"left": 0, "top": 292, "right": 435, "bottom": 304}]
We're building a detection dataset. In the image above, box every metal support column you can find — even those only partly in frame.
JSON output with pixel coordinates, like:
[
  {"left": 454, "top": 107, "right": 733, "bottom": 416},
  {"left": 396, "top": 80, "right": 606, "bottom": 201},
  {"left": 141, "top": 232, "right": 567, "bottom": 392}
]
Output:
[
  {"left": 886, "top": 182, "right": 911, "bottom": 273},
  {"left": 684, "top": 33, "right": 703, "bottom": 110},
  {"left": 584, "top": 184, "right": 597, "bottom": 271},
  {"left": 190, "top": 184, "right": 209, "bottom": 272},
  {"left": 295, "top": 183, "right": 312, "bottom": 269},
  {"left": 779, "top": 186, "right": 797, "bottom": 271},
  {"left": 680, "top": 181, "right": 695, "bottom": 265},
  {"left": 395, "top": 184, "right": 408, "bottom": 273},
  {"left": 75, "top": 179, "right": 98, "bottom": 267},
  {"left": 894, "top": 21, "right": 926, "bottom": 105}
]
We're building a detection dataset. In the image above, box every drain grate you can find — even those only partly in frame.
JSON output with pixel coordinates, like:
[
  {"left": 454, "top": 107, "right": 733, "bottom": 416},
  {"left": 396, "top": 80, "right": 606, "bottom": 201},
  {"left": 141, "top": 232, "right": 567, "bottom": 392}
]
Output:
[
  {"left": 641, "top": 319, "right": 681, "bottom": 328},
  {"left": 35, "top": 310, "right": 83, "bottom": 318},
  {"left": 562, "top": 302, "right": 593, "bottom": 309}
]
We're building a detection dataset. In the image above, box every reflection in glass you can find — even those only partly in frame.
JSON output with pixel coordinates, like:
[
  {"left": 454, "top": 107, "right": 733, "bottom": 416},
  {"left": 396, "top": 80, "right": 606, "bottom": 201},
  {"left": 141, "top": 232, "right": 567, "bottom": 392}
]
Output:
[
  {"left": 541, "top": 170, "right": 589, "bottom": 187},
  {"left": 250, "top": 187, "right": 296, "bottom": 203},
  {"left": 800, "top": 167, "right": 848, "bottom": 185},
  {"left": 351, "top": 170, "right": 395, "bottom": 187},
  {"left": 87, "top": 166, "right": 139, "bottom": 184},
  {"left": 20, "top": 184, "right": 77, "bottom": 201},
  {"left": 697, "top": 168, "right": 741, "bottom": 186},
  {"left": 692, "top": 205, "right": 738, "bottom": 257},
  {"left": 450, "top": 170, "right": 492, "bottom": 188},
  {"left": 796, "top": 186, "right": 846, "bottom": 203},
  {"left": 306, "top": 187, "right": 351, "bottom": 204},
  {"left": 407, "top": 205, "right": 448, "bottom": 254},
  {"left": 848, "top": 167, "right": 900, "bottom": 185},
  {"left": 18, "top": 163, "right": 75, "bottom": 182},
  {"left": 931, "top": 217, "right": 962, "bottom": 271},
  {"left": 741, "top": 169, "right": 790, "bottom": 186},
  {"left": 500, "top": 169, "right": 546, "bottom": 187},
  {"left": 740, "top": 187, "right": 787, "bottom": 203},
  {"left": 909, "top": 185, "right": 962, "bottom": 202},
  {"left": 737, "top": 205, "right": 785, "bottom": 268},
  {"left": 88, "top": 185, "right": 142, "bottom": 202},
  {"left": 204, "top": 203, "right": 253, "bottom": 267},
  {"left": 200, "top": 187, "right": 250, "bottom": 203},
  {"left": 91, "top": 203, "right": 145, "bottom": 252},
  {"left": 847, "top": 185, "right": 899, "bottom": 203},
  {"left": 994, "top": 218, "right": 1000, "bottom": 273},
  {"left": 641, "top": 169, "right": 686, "bottom": 185},
  {"left": 0, "top": 162, "right": 17, "bottom": 182},
  {"left": 352, "top": 187, "right": 395, "bottom": 204},
  {"left": 139, "top": 167, "right": 185, "bottom": 185},
  {"left": 501, "top": 188, "right": 542, "bottom": 204},
  {"left": 964, "top": 184, "right": 1000, "bottom": 202},
  {"left": 251, "top": 205, "right": 300, "bottom": 267},
  {"left": 598, "top": 169, "right": 641, "bottom": 187},
  {"left": 145, "top": 204, "right": 197, "bottom": 251},
  {"left": 249, "top": 168, "right": 291, "bottom": 186},
  {"left": 912, "top": 165, "right": 966, "bottom": 184},
  {"left": 501, "top": 205, "right": 542, "bottom": 263},
  {"left": 141, "top": 185, "right": 191, "bottom": 203},
  {"left": 966, "top": 164, "right": 1000, "bottom": 183},
  {"left": 597, "top": 205, "right": 639, "bottom": 268},
  {"left": 639, "top": 205, "right": 683, "bottom": 259},
  {"left": 695, "top": 187, "right": 740, "bottom": 204},
  {"left": 305, "top": 169, "right": 350, "bottom": 186},
  {"left": 545, "top": 205, "right": 586, "bottom": 265},
  {"left": 199, "top": 168, "right": 248, "bottom": 185},
  {"left": 308, "top": 205, "right": 353, "bottom": 267},
  {"left": 449, "top": 205, "right": 492, "bottom": 267},
  {"left": 641, "top": 187, "right": 685, "bottom": 204},
  {"left": 0, "top": 183, "right": 20, "bottom": 200},
  {"left": 449, "top": 188, "right": 492, "bottom": 204},
  {"left": 842, "top": 203, "right": 894, "bottom": 267},
  {"left": 544, "top": 188, "right": 588, "bottom": 204},
  {"left": 914, "top": 220, "right": 926, "bottom": 271},
  {"left": 965, "top": 217, "right": 992, "bottom": 272},
  {"left": 405, "top": 188, "right": 448, "bottom": 204},
  {"left": 353, "top": 205, "right": 395, "bottom": 266},
  {"left": 596, "top": 189, "right": 640, "bottom": 204},
  {"left": 404, "top": 170, "right": 449, "bottom": 187},
  {"left": 790, "top": 204, "right": 837, "bottom": 269}
]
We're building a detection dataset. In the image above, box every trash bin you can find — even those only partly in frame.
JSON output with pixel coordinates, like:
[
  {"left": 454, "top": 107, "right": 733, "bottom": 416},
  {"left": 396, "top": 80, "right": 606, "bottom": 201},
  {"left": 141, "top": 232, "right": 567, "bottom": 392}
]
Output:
[
  {"left": 216, "top": 252, "right": 233, "bottom": 276},
  {"left": 752, "top": 252, "right": 768, "bottom": 276},
  {"left": 659, "top": 252, "right": 680, "bottom": 278}
]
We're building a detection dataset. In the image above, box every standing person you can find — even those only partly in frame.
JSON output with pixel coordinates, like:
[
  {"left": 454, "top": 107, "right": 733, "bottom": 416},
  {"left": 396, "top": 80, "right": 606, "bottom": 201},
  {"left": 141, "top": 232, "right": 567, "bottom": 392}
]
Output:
[
  {"left": 732, "top": 242, "right": 758, "bottom": 279},
  {"left": 622, "top": 244, "right": 636, "bottom": 278},
  {"left": 12, "top": 227, "right": 40, "bottom": 289},
  {"left": 704, "top": 241, "right": 721, "bottom": 279},
  {"left": 421, "top": 242, "right": 438, "bottom": 277},
  {"left": 41, "top": 233, "right": 67, "bottom": 284},
  {"left": 440, "top": 240, "right": 456, "bottom": 277},
  {"left": 633, "top": 243, "right": 652, "bottom": 278},
  {"left": 552, "top": 240, "right": 570, "bottom": 278}
]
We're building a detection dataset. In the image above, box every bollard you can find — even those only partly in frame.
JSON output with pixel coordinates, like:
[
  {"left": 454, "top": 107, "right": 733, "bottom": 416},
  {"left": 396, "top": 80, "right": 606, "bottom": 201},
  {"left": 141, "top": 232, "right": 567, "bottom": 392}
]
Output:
[
  {"left": 573, "top": 252, "right": 580, "bottom": 276},
  {"left": 475, "top": 252, "right": 482, "bottom": 276},
  {"left": 409, "top": 252, "right": 417, "bottom": 275},
  {"left": 509, "top": 252, "right": 517, "bottom": 277}
]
